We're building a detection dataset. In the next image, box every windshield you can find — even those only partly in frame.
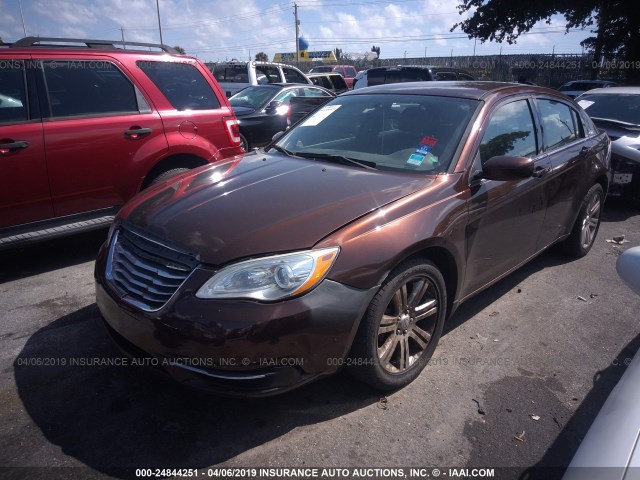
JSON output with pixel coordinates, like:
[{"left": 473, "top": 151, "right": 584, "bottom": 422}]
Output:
[
  {"left": 229, "top": 86, "right": 280, "bottom": 109},
  {"left": 275, "top": 94, "right": 479, "bottom": 174},
  {"left": 578, "top": 93, "right": 640, "bottom": 125}
]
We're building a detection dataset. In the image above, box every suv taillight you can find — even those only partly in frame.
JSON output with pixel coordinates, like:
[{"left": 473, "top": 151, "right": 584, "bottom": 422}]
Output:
[{"left": 223, "top": 117, "right": 241, "bottom": 146}]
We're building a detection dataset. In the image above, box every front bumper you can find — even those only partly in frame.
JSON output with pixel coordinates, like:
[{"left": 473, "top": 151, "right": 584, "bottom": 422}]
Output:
[{"left": 95, "top": 243, "right": 377, "bottom": 396}]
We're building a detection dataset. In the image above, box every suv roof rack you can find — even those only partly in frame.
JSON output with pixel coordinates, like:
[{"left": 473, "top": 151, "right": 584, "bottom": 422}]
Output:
[{"left": 10, "top": 37, "right": 178, "bottom": 54}]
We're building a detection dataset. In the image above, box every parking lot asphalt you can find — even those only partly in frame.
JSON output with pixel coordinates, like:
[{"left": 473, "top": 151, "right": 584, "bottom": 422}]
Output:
[{"left": 1, "top": 199, "right": 639, "bottom": 480}]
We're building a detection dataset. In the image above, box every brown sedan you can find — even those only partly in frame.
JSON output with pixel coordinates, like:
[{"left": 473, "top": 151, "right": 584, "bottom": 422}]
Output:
[{"left": 95, "top": 82, "right": 610, "bottom": 396}]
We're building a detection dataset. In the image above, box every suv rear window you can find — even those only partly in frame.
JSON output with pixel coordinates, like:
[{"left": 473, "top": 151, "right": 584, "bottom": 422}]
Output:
[
  {"left": 42, "top": 60, "right": 138, "bottom": 118},
  {"left": 138, "top": 61, "right": 221, "bottom": 111},
  {"left": 0, "top": 61, "right": 28, "bottom": 123}
]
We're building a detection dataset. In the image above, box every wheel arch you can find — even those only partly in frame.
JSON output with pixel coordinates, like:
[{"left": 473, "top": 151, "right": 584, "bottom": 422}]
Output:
[
  {"left": 595, "top": 173, "right": 609, "bottom": 197},
  {"left": 380, "top": 244, "right": 460, "bottom": 320},
  {"left": 141, "top": 154, "right": 209, "bottom": 189}
]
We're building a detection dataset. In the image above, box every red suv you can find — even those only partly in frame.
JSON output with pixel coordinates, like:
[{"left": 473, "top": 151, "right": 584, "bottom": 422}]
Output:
[{"left": 0, "top": 37, "right": 243, "bottom": 248}]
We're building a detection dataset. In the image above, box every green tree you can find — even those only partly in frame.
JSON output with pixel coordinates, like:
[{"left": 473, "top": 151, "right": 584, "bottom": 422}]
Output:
[
  {"left": 255, "top": 51, "right": 268, "bottom": 61},
  {"left": 452, "top": 0, "right": 640, "bottom": 81},
  {"left": 173, "top": 45, "right": 186, "bottom": 54}
]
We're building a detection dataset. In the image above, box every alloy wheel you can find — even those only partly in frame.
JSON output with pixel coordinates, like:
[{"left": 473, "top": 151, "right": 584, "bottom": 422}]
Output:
[
  {"left": 580, "top": 193, "right": 601, "bottom": 249},
  {"left": 377, "top": 275, "right": 439, "bottom": 373}
]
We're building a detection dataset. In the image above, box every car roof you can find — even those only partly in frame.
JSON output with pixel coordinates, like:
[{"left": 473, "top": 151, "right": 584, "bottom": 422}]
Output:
[
  {"left": 367, "top": 65, "right": 466, "bottom": 72},
  {"left": 579, "top": 86, "right": 640, "bottom": 95},
  {"left": 563, "top": 80, "right": 617, "bottom": 86},
  {"left": 2, "top": 36, "right": 180, "bottom": 56},
  {"left": 345, "top": 81, "right": 555, "bottom": 100}
]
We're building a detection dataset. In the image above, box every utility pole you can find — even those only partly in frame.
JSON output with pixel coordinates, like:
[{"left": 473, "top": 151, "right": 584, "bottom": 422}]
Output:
[
  {"left": 156, "top": 0, "right": 164, "bottom": 46},
  {"left": 18, "top": 0, "right": 27, "bottom": 37},
  {"left": 294, "top": 3, "right": 300, "bottom": 65},
  {"left": 121, "top": 27, "right": 126, "bottom": 49}
]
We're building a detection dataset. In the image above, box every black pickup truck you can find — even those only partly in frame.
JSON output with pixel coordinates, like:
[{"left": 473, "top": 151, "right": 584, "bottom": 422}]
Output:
[{"left": 287, "top": 94, "right": 335, "bottom": 127}]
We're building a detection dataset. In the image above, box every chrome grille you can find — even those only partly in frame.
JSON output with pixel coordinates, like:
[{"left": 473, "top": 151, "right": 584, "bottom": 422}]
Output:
[{"left": 106, "top": 227, "right": 198, "bottom": 311}]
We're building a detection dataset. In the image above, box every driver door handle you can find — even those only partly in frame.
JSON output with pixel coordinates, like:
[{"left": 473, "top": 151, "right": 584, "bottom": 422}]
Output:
[
  {"left": 0, "top": 140, "right": 29, "bottom": 154},
  {"left": 124, "top": 127, "right": 152, "bottom": 139}
]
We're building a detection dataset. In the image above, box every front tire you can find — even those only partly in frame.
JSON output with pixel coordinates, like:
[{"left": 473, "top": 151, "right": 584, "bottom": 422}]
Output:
[
  {"left": 563, "top": 183, "right": 604, "bottom": 258},
  {"left": 347, "top": 259, "right": 447, "bottom": 391}
]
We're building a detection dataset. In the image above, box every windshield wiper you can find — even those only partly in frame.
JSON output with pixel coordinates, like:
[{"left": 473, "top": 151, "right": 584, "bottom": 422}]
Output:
[
  {"left": 265, "top": 144, "right": 299, "bottom": 157},
  {"left": 295, "top": 152, "right": 377, "bottom": 170},
  {"left": 590, "top": 117, "right": 640, "bottom": 131}
]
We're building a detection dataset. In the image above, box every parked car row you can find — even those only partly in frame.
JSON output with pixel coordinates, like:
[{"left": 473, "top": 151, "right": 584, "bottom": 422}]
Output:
[{"left": 0, "top": 36, "right": 626, "bottom": 401}]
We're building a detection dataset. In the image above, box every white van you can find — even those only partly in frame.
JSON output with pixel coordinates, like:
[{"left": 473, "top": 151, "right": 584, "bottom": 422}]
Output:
[{"left": 209, "top": 61, "right": 312, "bottom": 97}]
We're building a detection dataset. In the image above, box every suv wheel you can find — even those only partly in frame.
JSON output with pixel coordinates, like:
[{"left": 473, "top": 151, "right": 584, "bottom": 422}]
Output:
[
  {"left": 347, "top": 259, "right": 446, "bottom": 391},
  {"left": 147, "top": 167, "right": 191, "bottom": 187}
]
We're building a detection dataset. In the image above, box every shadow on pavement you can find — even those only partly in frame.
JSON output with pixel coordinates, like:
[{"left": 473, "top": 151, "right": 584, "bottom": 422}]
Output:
[
  {"left": 519, "top": 334, "right": 640, "bottom": 480},
  {"left": 0, "top": 228, "right": 108, "bottom": 284},
  {"left": 13, "top": 304, "right": 379, "bottom": 478}
]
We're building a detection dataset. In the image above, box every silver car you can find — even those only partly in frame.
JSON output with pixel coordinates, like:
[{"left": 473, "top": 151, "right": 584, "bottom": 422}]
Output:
[
  {"left": 563, "top": 246, "right": 640, "bottom": 480},
  {"left": 577, "top": 87, "right": 640, "bottom": 205}
]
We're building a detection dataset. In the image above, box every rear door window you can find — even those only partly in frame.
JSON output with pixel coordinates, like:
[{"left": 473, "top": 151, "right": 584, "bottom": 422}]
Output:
[
  {"left": 330, "top": 75, "right": 348, "bottom": 90},
  {"left": 480, "top": 100, "right": 538, "bottom": 163},
  {"left": 0, "top": 61, "right": 28, "bottom": 123},
  {"left": 302, "top": 87, "right": 333, "bottom": 97},
  {"left": 42, "top": 60, "right": 138, "bottom": 118},
  {"left": 282, "top": 67, "right": 308, "bottom": 84},
  {"left": 138, "top": 61, "right": 221, "bottom": 111},
  {"left": 435, "top": 72, "right": 458, "bottom": 81},
  {"left": 256, "top": 66, "right": 281, "bottom": 84},
  {"left": 536, "top": 99, "right": 579, "bottom": 150}
]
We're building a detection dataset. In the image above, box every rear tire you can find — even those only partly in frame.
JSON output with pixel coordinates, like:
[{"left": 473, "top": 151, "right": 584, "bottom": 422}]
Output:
[
  {"left": 147, "top": 167, "right": 191, "bottom": 187},
  {"left": 240, "top": 134, "right": 249, "bottom": 152},
  {"left": 347, "top": 259, "right": 447, "bottom": 391},
  {"left": 562, "top": 183, "right": 604, "bottom": 258}
]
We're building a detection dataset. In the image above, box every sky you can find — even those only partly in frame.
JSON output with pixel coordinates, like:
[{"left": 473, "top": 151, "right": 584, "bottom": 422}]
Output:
[{"left": 1, "top": 0, "right": 594, "bottom": 62}]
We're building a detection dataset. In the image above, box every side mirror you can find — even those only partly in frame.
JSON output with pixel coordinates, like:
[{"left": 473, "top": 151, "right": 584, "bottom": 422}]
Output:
[
  {"left": 271, "top": 131, "right": 284, "bottom": 142},
  {"left": 481, "top": 156, "right": 534, "bottom": 181},
  {"left": 265, "top": 100, "right": 282, "bottom": 113}
]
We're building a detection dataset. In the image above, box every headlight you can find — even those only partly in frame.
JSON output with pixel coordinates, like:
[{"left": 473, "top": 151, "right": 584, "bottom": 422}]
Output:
[{"left": 196, "top": 247, "right": 340, "bottom": 301}]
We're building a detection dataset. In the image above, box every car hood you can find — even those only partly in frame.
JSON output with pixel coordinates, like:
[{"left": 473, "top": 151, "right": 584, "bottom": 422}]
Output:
[
  {"left": 595, "top": 123, "right": 640, "bottom": 164},
  {"left": 119, "top": 152, "right": 433, "bottom": 265}
]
